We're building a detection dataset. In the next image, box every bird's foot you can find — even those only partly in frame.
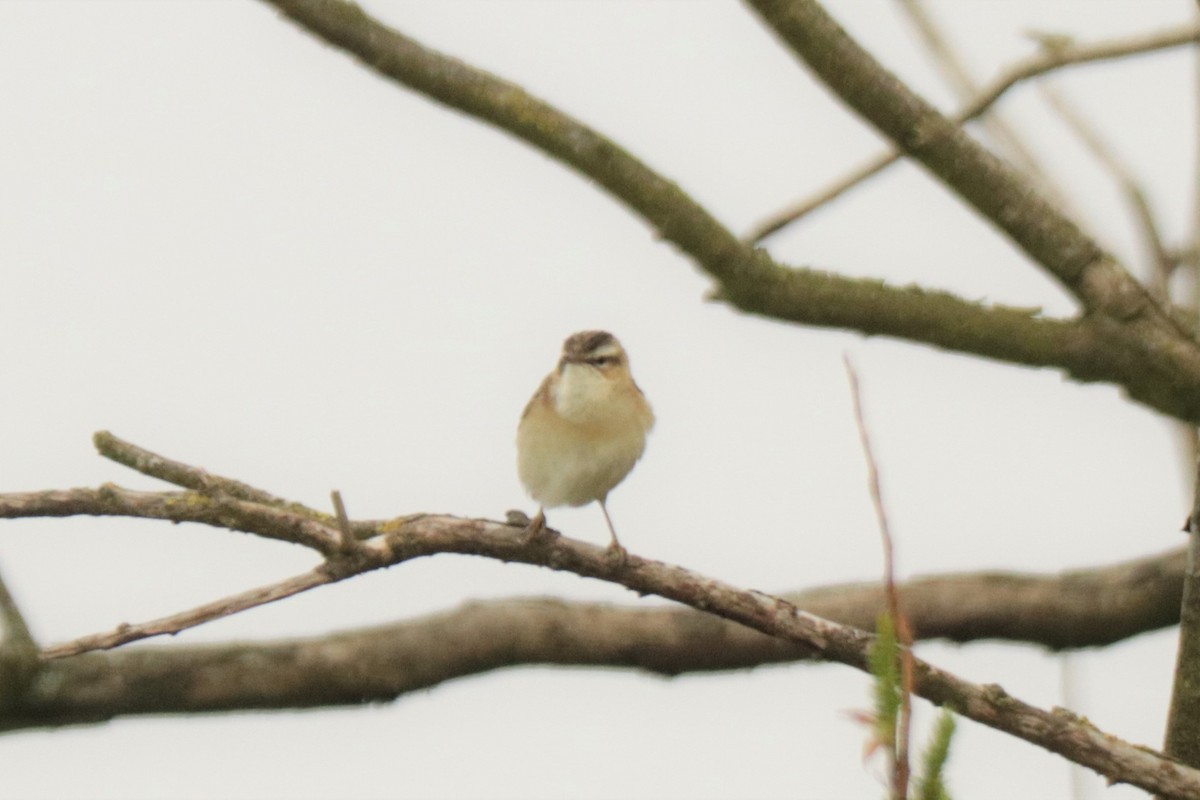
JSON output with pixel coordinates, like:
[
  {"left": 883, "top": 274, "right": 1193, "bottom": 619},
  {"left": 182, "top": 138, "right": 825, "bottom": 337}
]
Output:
[
  {"left": 522, "top": 509, "right": 559, "bottom": 545},
  {"left": 605, "top": 540, "right": 629, "bottom": 566}
]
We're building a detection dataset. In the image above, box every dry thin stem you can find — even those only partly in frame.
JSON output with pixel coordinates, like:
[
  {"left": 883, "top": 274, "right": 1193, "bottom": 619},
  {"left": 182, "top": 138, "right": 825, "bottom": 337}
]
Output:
[
  {"left": 845, "top": 357, "right": 913, "bottom": 800},
  {"left": 745, "top": 20, "right": 1200, "bottom": 243}
]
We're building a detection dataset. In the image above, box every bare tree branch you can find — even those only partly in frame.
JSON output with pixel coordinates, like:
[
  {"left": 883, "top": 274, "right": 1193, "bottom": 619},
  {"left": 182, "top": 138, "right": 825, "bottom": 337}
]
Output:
[
  {"left": 3, "top": 474, "right": 1184, "bottom": 661},
  {"left": 0, "top": 486, "right": 344, "bottom": 557},
  {"left": 95, "top": 430, "right": 293, "bottom": 508},
  {"left": 894, "top": 0, "right": 1063, "bottom": 202},
  {"left": 5, "top": 546, "right": 1185, "bottom": 730},
  {"left": 1035, "top": 80, "right": 1200, "bottom": 487},
  {"left": 1163, "top": 7, "right": 1200, "bottom": 772},
  {"left": 253, "top": 0, "right": 1200, "bottom": 426},
  {"left": 95, "top": 431, "right": 381, "bottom": 539},
  {"left": 746, "top": 20, "right": 1200, "bottom": 242},
  {"left": 0, "top": 566, "right": 39, "bottom": 711},
  {"left": 41, "top": 568, "right": 334, "bottom": 660},
  {"left": 1165, "top": 467, "right": 1200, "bottom": 776},
  {"left": 745, "top": 0, "right": 1172, "bottom": 321},
  {"left": 12, "top": 516, "right": 1200, "bottom": 794},
  {"left": 1038, "top": 83, "right": 1173, "bottom": 293},
  {"left": 1, "top": 432, "right": 1197, "bottom": 793}
]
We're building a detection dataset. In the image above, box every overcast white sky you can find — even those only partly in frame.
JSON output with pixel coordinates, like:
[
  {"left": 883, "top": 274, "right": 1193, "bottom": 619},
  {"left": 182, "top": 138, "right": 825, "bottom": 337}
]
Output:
[{"left": 1, "top": 1, "right": 1195, "bottom": 798}]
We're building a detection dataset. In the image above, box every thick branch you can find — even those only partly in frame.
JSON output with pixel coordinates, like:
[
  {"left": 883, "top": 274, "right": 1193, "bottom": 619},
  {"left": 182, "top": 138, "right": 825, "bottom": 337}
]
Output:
[
  {"left": 748, "top": 0, "right": 1182, "bottom": 322},
  {"left": 1165, "top": 465, "right": 1200, "bottom": 772},
  {"left": 16, "top": 473, "right": 1187, "bottom": 664},
  {"left": 894, "top": 0, "right": 1073, "bottom": 212},
  {"left": 4, "top": 477, "right": 1184, "bottom": 658},
  {"left": 746, "top": 21, "right": 1200, "bottom": 241},
  {"left": 4, "top": 474, "right": 1195, "bottom": 796},
  {"left": 2, "top": 419, "right": 1194, "bottom": 793},
  {"left": 6, "top": 546, "right": 1186, "bottom": 730},
  {"left": 257, "top": 0, "right": 1200, "bottom": 424},
  {"left": 274, "top": 521, "right": 1200, "bottom": 796}
]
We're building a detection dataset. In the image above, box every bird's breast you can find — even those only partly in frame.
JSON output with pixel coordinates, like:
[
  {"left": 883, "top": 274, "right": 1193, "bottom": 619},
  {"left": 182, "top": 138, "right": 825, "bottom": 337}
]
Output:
[{"left": 552, "top": 364, "right": 653, "bottom": 432}]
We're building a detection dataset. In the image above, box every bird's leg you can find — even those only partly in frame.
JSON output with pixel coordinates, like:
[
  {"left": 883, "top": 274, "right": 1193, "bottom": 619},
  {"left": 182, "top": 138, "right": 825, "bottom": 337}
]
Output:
[
  {"left": 599, "top": 499, "right": 628, "bottom": 563},
  {"left": 524, "top": 507, "right": 557, "bottom": 544}
]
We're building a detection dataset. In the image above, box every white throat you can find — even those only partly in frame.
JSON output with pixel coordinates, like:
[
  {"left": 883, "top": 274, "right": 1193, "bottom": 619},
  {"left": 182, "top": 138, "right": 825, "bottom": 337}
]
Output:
[{"left": 553, "top": 363, "right": 618, "bottom": 424}]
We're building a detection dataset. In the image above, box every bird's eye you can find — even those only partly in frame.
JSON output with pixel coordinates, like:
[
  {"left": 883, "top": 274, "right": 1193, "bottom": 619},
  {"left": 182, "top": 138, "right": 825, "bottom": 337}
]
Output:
[{"left": 588, "top": 356, "right": 614, "bottom": 367}]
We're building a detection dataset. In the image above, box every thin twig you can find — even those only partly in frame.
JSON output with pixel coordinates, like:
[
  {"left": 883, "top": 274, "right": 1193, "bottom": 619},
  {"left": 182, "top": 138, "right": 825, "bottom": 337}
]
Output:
[
  {"left": 95, "top": 435, "right": 382, "bottom": 541},
  {"left": 1038, "top": 83, "right": 1173, "bottom": 293},
  {"left": 1037, "top": 78, "right": 1199, "bottom": 494},
  {"left": 259, "top": 0, "right": 1200, "bottom": 425},
  {"left": 845, "top": 356, "right": 913, "bottom": 799},
  {"left": 94, "top": 431, "right": 296, "bottom": 508},
  {"left": 894, "top": 0, "right": 1074, "bottom": 214},
  {"left": 1162, "top": 5, "right": 1200, "bottom": 770},
  {"left": 331, "top": 490, "right": 356, "bottom": 553},
  {"left": 41, "top": 568, "right": 334, "bottom": 660},
  {"left": 745, "top": 21, "right": 1200, "bottom": 243}
]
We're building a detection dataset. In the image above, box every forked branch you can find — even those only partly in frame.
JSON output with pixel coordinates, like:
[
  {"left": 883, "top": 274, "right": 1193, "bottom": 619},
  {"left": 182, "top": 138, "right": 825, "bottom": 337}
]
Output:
[
  {"left": 1, "top": 434, "right": 1198, "bottom": 796},
  {"left": 745, "top": 19, "right": 1199, "bottom": 241},
  {"left": 258, "top": 0, "right": 1200, "bottom": 425}
]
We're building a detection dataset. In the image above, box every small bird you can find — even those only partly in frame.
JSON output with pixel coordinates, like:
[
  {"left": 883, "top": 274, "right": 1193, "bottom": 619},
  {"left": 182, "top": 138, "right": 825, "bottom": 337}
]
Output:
[{"left": 517, "top": 330, "right": 654, "bottom": 556}]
